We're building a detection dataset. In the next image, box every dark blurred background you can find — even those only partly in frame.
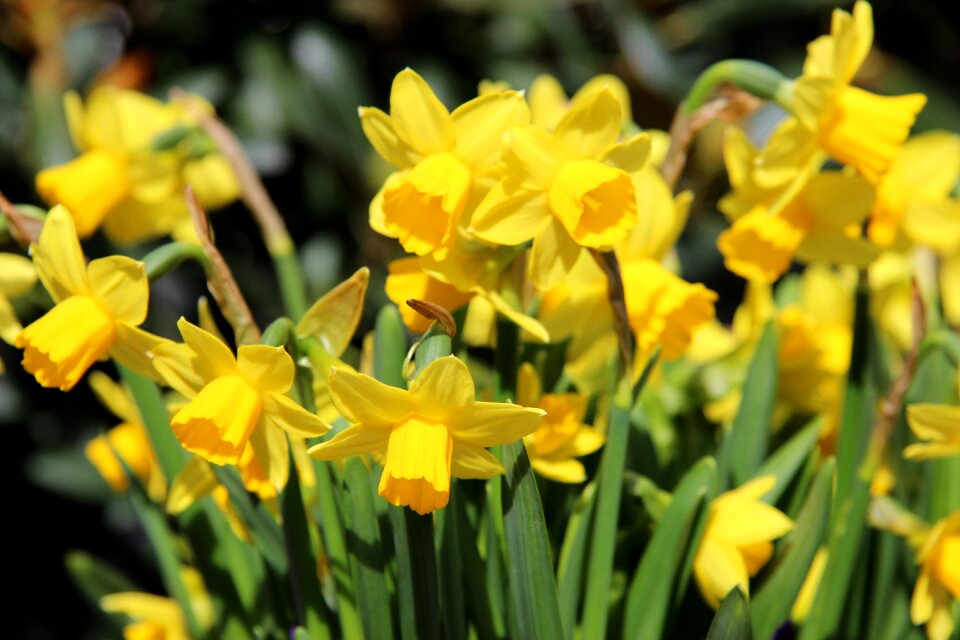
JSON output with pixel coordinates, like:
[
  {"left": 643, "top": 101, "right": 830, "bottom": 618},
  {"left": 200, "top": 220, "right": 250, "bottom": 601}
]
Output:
[{"left": 1, "top": 0, "right": 958, "bottom": 637}]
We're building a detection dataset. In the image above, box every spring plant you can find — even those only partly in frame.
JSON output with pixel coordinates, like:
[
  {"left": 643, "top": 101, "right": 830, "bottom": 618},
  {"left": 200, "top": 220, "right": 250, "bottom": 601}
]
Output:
[{"left": 5, "top": 1, "right": 960, "bottom": 638}]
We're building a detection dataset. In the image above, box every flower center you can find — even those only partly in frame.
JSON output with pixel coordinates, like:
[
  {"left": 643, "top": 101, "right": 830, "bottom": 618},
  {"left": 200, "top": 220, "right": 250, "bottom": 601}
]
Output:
[
  {"left": 548, "top": 159, "right": 636, "bottom": 248},
  {"left": 381, "top": 152, "right": 472, "bottom": 259},
  {"left": 379, "top": 416, "right": 453, "bottom": 515},
  {"left": 17, "top": 295, "right": 116, "bottom": 391},
  {"left": 35, "top": 149, "right": 130, "bottom": 238},
  {"left": 171, "top": 375, "right": 262, "bottom": 465}
]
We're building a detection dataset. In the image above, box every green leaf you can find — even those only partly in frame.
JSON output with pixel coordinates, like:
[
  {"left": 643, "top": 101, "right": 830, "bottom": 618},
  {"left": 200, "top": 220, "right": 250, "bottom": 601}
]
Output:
[
  {"left": 750, "top": 458, "right": 834, "bottom": 639},
  {"left": 342, "top": 458, "right": 393, "bottom": 640},
  {"left": 718, "top": 321, "right": 778, "bottom": 487},
  {"left": 117, "top": 364, "right": 185, "bottom": 483},
  {"left": 754, "top": 415, "right": 824, "bottom": 505},
  {"left": 65, "top": 550, "right": 139, "bottom": 608},
  {"left": 388, "top": 506, "right": 441, "bottom": 640},
  {"left": 706, "top": 587, "right": 751, "bottom": 640},
  {"left": 623, "top": 457, "right": 717, "bottom": 640},
  {"left": 557, "top": 481, "right": 597, "bottom": 637},
  {"left": 453, "top": 493, "right": 504, "bottom": 640},
  {"left": 374, "top": 305, "right": 408, "bottom": 388},
  {"left": 437, "top": 482, "right": 467, "bottom": 640}
]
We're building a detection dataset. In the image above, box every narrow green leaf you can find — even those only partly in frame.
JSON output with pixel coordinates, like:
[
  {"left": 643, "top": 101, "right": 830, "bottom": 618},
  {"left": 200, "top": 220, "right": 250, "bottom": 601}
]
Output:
[
  {"left": 706, "top": 588, "right": 751, "bottom": 640},
  {"left": 718, "top": 321, "right": 778, "bottom": 486},
  {"left": 623, "top": 457, "right": 717, "bottom": 640},
  {"left": 342, "top": 458, "right": 393, "bottom": 640},
  {"left": 65, "top": 550, "right": 139, "bottom": 608},
  {"left": 754, "top": 415, "right": 824, "bottom": 505},
  {"left": 212, "top": 466, "right": 289, "bottom": 575},
  {"left": 750, "top": 458, "right": 834, "bottom": 639},
  {"left": 388, "top": 506, "right": 441, "bottom": 640},
  {"left": 438, "top": 482, "right": 467, "bottom": 640},
  {"left": 582, "top": 390, "right": 632, "bottom": 640},
  {"left": 454, "top": 491, "right": 504, "bottom": 640},
  {"left": 557, "top": 481, "right": 598, "bottom": 637},
  {"left": 374, "top": 305, "right": 408, "bottom": 388},
  {"left": 282, "top": 451, "right": 332, "bottom": 640}
]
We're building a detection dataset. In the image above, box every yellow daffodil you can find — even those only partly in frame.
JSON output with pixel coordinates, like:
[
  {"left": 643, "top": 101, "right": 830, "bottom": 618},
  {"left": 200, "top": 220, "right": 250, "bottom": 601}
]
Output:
[
  {"left": 526, "top": 74, "right": 633, "bottom": 132},
  {"left": 869, "top": 132, "right": 960, "bottom": 248},
  {"left": 718, "top": 127, "right": 878, "bottom": 283},
  {"left": 693, "top": 475, "right": 794, "bottom": 609},
  {"left": 763, "top": 1, "right": 925, "bottom": 187},
  {"left": 790, "top": 547, "right": 829, "bottom": 623},
  {"left": 36, "top": 87, "right": 239, "bottom": 243},
  {"left": 906, "top": 378, "right": 960, "bottom": 460},
  {"left": 101, "top": 567, "right": 213, "bottom": 640},
  {"left": 516, "top": 363, "right": 603, "bottom": 482},
  {"left": 16, "top": 206, "right": 170, "bottom": 391},
  {"left": 361, "top": 69, "right": 529, "bottom": 259},
  {"left": 166, "top": 456, "right": 254, "bottom": 541},
  {"left": 0, "top": 252, "right": 36, "bottom": 373},
  {"left": 85, "top": 371, "right": 165, "bottom": 500},
  {"left": 470, "top": 88, "right": 651, "bottom": 289},
  {"left": 309, "top": 355, "right": 544, "bottom": 514},
  {"left": 151, "top": 318, "right": 329, "bottom": 491}
]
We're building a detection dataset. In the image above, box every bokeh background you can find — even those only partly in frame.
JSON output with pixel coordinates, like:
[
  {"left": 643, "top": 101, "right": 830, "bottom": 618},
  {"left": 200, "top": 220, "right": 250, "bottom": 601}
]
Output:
[{"left": 2, "top": 0, "right": 959, "bottom": 637}]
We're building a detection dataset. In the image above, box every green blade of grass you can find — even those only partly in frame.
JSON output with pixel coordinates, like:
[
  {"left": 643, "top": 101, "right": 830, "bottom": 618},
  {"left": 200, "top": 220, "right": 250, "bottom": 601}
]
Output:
[
  {"left": 754, "top": 415, "right": 824, "bottom": 505},
  {"left": 706, "top": 588, "right": 751, "bottom": 640},
  {"left": 557, "top": 481, "right": 597, "bottom": 637}
]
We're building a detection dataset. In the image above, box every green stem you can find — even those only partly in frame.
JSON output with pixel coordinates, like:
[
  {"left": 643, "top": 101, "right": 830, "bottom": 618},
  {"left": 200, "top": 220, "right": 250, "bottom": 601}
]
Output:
[
  {"left": 117, "top": 364, "right": 184, "bottom": 482},
  {"left": 272, "top": 242, "right": 309, "bottom": 320},
  {"left": 683, "top": 59, "right": 790, "bottom": 115},
  {"left": 143, "top": 241, "right": 210, "bottom": 281}
]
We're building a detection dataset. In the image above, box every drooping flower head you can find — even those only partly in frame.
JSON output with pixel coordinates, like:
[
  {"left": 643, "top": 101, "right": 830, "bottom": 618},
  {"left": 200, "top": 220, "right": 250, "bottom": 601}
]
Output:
[
  {"left": 309, "top": 355, "right": 544, "bottom": 515},
  {"left": 151, "top": 319, "right": 329, "bottom": 492},
  {"left": 16, "top": 205, "right": 170, "bottom": 391},
  {"left": 470, "top": 87, "right": 651, "bottom": 289},
  {"left": 361, "top": 69, "right": 530, "bottom": 259},
  {"left": 36, "top": 88, "right": 239, "bottom": 243},
  {"left": 693, "top": 475, "right": 794, "bottom": 609}
]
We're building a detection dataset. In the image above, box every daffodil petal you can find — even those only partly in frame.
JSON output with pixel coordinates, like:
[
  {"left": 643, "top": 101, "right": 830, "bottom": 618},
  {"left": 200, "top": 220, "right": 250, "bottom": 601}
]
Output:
[
  {"left": 694, "top": 536, "right": 750, "bottom": 610},
  {"left": 87, "top": 256, "right": 149, "bottom": 325},
  {"left": 166, "top": 455, "right": 217, "bottom": 515},
  {"left": 389, "top": 69, "right": 455, "bottom": 155},
  {"left": 911, "top": 564, "right": 934, "bottom": 625},
  {"left": 110, "top": 324, "right": 172, "bottom": 381},
  {"left": 451, "top": 401, "right": 545, "bottom": 447},
  {"left": 262, "top": 392, "right": 330, "bottom": 437},
  {"left": 530, "top": 457, "right": 587, "bottom": 483},
  {"left": 452, "top": 90, "right": 530, "bottom": 167},
  {"left": 33, "top": 205, "right": 89, "bottom": 302},
  {"left": 409, "top": 356, "right": 475, "bottom": 417},
  {"left": 296, "top": 267, "right": 369, "bottom": 356},
  {"left": 450, "top": 442, "right": 505, "bottom": 479},
  {"left": 0, "top": 253, "right": 36, "bottom": 297},
  {"left": 554, "top": 87, "right": 622, "bottom": 159},
  {"left": 249, "top": 422, "right": 290, "bottom": 493},
  {"left": 359, "top": 106, "right": 420, "bottom": 169},
  {"left": 503, "top": 125, "right": 564, "bottom": 190},
  {"left": 88, "top": 371, "right": 139, "bottom": 423},
  {"left": 151, "top": 342, "right": 209, "bottom": 398},
  {"left": 0, "top": 294, "right": 20, "bottom": 345},
  {"left": 308, "top": 424, "right": 391, "bottom": 460},
  {"left": 327, "top": 367, "right": 414, "bottom": 424},
  {"left": 469, "top": 180, "right": 549, "bottom": 246},
  {"left": 601, "top": 133, "right": 652, "bottom": 175},
  {"left": 177, "top": 318, "right": 237, "bottom": 378},
  {"left": 237, "top": 345, "right": 294, "bottom": 394},
  {"left": 529, "top": 218, "right": 581, "bottom": 290}
]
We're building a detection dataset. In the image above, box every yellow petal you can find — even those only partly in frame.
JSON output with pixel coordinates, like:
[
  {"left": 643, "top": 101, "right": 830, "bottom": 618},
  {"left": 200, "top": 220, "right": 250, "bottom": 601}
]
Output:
[
  {"left": 85, "top": 422, "right": 155, "bottom": 492},
  {"left": 100, "top": 592, "right": 184, "bottom": 629},
  {"left": 89, "top": 370, "right": 139, "bottom": 423},
  {"left": 32, "top": 205, "right": 90, "bottom": 303},
  {"left": 166, "top": 455, "right": 218, "bottom": 515},
  {"left": 197, "top": 297, "right": 227, "bottom": 344},
  {"left": 87, "top": 256, "right": 149, "bottom": 325},
  {"left": 35, "top": 150, "right": 130, "bottom": 238},
  {"left": 574, "top": 74, "right": 632, "bottom": 128},
  {"left": 905, "top": 404, "right": 960, "bottom": 460},
  {"left": 359, "top": 106, "right": 420, "bottom": 169},
  {"left": 151, "top": 342, "right": 210, "bottom": 398},
  {"left": 469, "top": 180, "right": 550, "bottom": 246},
  {"left": 717, "top": 207, "right": 805, "bottom": 283},
  {"left": 0, "top": 294, "right": 21, "bottom": 345},
  {"left": 385, "top": 258, "right": 473, "bottom": 334},
  {"left": 237, "top": 345, "right": 294, "bottom": 394},
  {"left": 912, "top": 564, "right": 934, "bottom": 625},
  {"left": 296, "top": 267, "right": 369, "bottom": 356},
  {"left": 452, "top": 90, "right": 530, "bottom": 167},
  {"left": 548, "top": 160, "right": 637, "bottom": 248},
  {"left": 451, "top": 401, "right": 545, "bottom": 447},
  {"left": 528, "top": 74, "right": 568, "bottom": 130},
  {"left": 600, "top": 133, "right": 652, "bottom": 175},
  {"left": 170, "top": 375, "right": 262, "bottom": 465},
  {"left": 262, "top": 392, "right": 330, "bottom": 437},
  {"left": 101, "top": 196, "right": 190, "bottom": 246},
  {"left": 708, "top": 499, "right": 794, "bottom": 547},
  {"left": 0, "top": 253, "right": 37, "bottom": 298},
  {"left": 409, "top": 356, "right": 475, "bottom": 418},
  {"left": 389, "top": 69, "right": 455, "bottom": 156},
  {"left": 184, "top": 154, "right": 240, "bottom": 211},
  {"left": 553, "top": 87, "right": 622, "bottom": 160},
  {"left": 791, "top": 547, "right": 829, "bottom": 623},
  {"left": 484, "top": 290, "right": 551, "bottom": 344},
  {"left": 530, "top": 456, "right": 587, "bottom": 483},
  {"left": 327, "top": 367, "right": 414, "bottom": 425},
  {"left": 901, "top": 200, "right": 960, "bottom": 255},
  {"left": 516, "top": 362, "right": 541, "bottom": 408},
  {"left": 802, "top": 171, "right": 875, "bottom": 231},
  {"left": 110, "top": 324, "right": 171, "bottom": 382},
  {"left": 941, "top": 255, "right": 960, "bottom": 326},
  {"left": 63, "top": 90, "right": 88, "bottom": 150},
  {"left": 502, "top": 125, "right": 565, "bottom": 190},
  {"left": 177, "top": 318, "right": 237, "bottom": 379},
  {"left": 379, "top": 416, "right": 452, "bottom": 515},
  {"left": 694, "top": 536, "right": 750, "bottom": 610},
  {"left": 528, "top": 217, "right": 582, "bottom": 290},
  {"left": 249, "top": 422, "right": 290, "bottom": 494},
  {"left": 450, "top": 442, "right": 505, "bottom": 478},
  {"left": 308, "top": 424, "right": 391, "bottom": 460},
  {"left": 17, "top": 295, "right": 115, "bottom": 391},
  {"left": 570, "top": 426, "right": 605, "bottom": 456},
  {"left": 795, "top": 229, "right": 879, "bottom": 267}
]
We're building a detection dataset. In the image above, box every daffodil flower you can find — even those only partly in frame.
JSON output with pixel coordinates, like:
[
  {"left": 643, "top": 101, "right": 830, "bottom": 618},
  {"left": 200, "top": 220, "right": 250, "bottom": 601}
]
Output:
[
  {"left": 309, "top": 355, "right": 544, "bottom": 515},
  {"left": 906, "top": 392, "right": 960, "bottom": 461},
  {"left": 692, "top": 475, "right": 794, "bottom": 609},
  {"left": 16, "top": 205, "right": 170, "bottom": 391},
  {"left": 0, "top": 251, "right": 36, "bottom": 373},
  {"left": 470, "top": 88, "right": 651, "bottom": 289},
  {"left": 718, "top": 127, "right": 878, "bottom": 283},
  {"left": 84, "top": 371, "right": 165, "bottom": 500},
  {"left": 361, "top": 69, "right": 530, "bottom": 259},
  {"left": 517, "top": 363, "right": 603, "bottom": 483},
  {"left": 151, "top": 318, "right": 329, "bottom": 491},
  {"left": 761, "top": 1, "right": 925, "bottom": 187},
  {"left": 36, "top": 87, "right": 239, "bottom": 243},
  {"left": 100, "top": 567, "right": 213, "bottom": 640}
]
